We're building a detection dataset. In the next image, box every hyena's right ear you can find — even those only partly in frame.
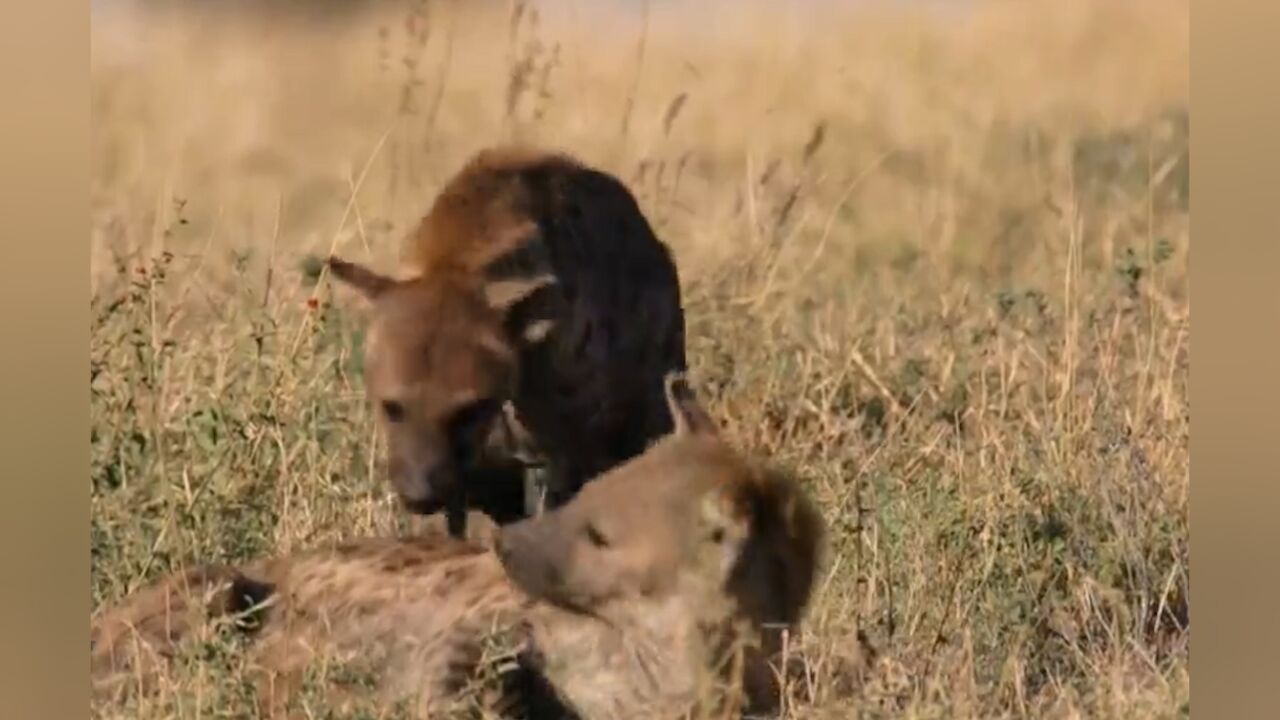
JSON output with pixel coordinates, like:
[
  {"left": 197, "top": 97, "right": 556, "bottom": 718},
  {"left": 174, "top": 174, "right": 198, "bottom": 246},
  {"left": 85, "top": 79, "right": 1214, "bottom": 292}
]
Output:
[
  {"left": 326, "top": 256, "right": 397, "bottom": 300},
  {"left": 664, "top": 372, "right": 719, "bottom": 437}
]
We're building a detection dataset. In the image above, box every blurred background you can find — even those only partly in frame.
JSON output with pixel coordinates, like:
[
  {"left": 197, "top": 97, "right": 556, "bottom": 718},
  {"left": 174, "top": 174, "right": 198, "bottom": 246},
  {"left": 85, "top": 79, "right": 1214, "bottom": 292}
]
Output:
[{"left": 91, "top": 0, "right": 1188, "bottom": 290}]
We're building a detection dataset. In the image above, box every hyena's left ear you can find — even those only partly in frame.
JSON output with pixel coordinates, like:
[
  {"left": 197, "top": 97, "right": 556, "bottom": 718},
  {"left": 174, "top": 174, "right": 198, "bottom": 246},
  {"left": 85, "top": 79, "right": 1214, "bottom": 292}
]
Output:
[
  {"left": 665, "top": 372, "right": 719, "bottom": 437},
  {"left": 481, "top": 220, "right": 558, "bottom": 343},
  {"left": 326, "top": 256, "right": 397, "bottom": 300},
  {"left": 483, "top": 274, "right": 557, "bottom": 313}
]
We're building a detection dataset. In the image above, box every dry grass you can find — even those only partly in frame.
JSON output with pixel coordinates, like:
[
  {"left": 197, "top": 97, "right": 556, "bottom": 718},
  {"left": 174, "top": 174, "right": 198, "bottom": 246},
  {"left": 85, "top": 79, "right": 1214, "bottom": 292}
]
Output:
[{"left": 90, "top": 0, "right": 1190, "bottom": 717}]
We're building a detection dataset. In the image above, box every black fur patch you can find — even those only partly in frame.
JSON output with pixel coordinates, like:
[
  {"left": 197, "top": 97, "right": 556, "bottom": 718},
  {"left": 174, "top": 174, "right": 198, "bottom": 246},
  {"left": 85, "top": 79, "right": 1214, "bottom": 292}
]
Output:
[
  {"left": 504, "top": 285, "right": 562, "bottom": 344},
  {"left": 225, "top": 574, "right": 276, "bottom": 634},
  {"left": 461, "top": 459, "right": 534, "bottom": 526},
  {"left": 498, "top": 646, "right": 583, "bottom": 720}
]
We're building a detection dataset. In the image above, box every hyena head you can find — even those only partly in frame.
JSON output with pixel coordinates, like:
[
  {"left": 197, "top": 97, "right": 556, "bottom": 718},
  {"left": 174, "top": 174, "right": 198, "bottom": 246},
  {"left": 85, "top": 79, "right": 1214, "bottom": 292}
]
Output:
[
  {"left": 326, "top": 229, "right": 555, "bottom": 515},
  {"left": 496, "top": 373, "right": 825, "bottom": 630}
]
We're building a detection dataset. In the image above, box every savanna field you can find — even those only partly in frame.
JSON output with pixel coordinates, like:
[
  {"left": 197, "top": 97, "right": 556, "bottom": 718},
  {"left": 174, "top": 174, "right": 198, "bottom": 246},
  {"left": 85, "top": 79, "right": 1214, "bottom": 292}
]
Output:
[{"left": 89, "top": 0, "right": 1190, "bottom": 717}]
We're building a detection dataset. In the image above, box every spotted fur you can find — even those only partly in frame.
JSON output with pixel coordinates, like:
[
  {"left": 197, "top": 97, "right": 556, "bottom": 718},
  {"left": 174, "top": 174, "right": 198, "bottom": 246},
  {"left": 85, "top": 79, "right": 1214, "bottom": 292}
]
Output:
[
  {"left": 89, "top": 375, "right": 824, "bottom": 719},
  {"left": 498, "top": 374, "right": 826, "bottom": 717}
]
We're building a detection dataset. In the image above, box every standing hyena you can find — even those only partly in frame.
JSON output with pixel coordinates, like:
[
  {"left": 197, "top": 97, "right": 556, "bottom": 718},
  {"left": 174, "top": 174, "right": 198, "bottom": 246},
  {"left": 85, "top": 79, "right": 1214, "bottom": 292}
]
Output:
[
  {"left": 90, "top": 375, "right": 826, "bottom": 719},
  {"left": 326, "top": 146, "right": 687, "bottom": 537}
]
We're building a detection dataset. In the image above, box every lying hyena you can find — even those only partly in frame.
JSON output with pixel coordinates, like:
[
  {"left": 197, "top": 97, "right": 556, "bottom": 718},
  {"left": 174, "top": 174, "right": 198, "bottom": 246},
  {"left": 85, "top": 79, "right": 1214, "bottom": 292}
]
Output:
[
  {"left": 90, "top": 375, "right": 825, "bottom": 719},
  {"left": 326, "top": 146, "right": 687, "bottom": 537}
]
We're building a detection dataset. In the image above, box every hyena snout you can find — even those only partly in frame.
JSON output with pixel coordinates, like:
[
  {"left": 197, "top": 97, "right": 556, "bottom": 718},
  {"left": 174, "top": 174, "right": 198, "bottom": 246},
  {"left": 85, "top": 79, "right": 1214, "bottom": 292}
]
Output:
[
  {"left": 496, "top": 520, "right": 572, "bottom": 603},
  {"left": 390, "top": 452, "right": 460, "bottom": 515}
]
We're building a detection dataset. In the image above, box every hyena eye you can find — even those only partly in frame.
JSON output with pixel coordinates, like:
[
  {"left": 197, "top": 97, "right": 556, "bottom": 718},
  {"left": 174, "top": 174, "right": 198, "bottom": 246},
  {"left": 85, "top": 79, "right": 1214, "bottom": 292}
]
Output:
[
  {"left": 584, "top": 522, "right": 610, "bottom": 549},
  {"left": 381, "top": 400, "right": 406, "bottom": 423},
  {"left": 708, "top": 527, "right": 726, "bottom": 544}
]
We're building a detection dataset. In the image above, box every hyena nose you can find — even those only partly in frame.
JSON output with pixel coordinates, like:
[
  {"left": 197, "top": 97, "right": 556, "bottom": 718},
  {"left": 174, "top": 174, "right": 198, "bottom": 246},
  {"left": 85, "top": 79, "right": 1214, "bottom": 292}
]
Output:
[
  {"left": 494, "top": 523, "right": 535, "bottom": 567},
  {"left": 397, "top": 463, "right": 456, "bottom": 514}
]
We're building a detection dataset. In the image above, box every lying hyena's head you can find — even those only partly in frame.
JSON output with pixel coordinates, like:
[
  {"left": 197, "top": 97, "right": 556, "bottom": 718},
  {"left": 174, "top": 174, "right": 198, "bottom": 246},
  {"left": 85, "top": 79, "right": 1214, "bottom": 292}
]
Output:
[
  {"left": 496, "top": 374, "right": 824, "bottom": 631},
  {"left": 325, "top": 225, "right": 555, "bottom": 515}
]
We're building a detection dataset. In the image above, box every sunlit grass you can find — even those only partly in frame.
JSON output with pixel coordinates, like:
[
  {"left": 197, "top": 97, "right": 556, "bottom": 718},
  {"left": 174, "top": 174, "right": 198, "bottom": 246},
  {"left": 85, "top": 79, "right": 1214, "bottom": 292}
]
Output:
[{"left": 90, "top": 1, "right": 1189, "bottom": 716}]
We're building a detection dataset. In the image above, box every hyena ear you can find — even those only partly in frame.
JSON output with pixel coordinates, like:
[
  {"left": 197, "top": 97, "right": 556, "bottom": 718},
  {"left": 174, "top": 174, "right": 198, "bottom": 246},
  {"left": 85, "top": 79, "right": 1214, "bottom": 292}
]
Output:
[
  {"left": 326, "top": 256, "right": 397, "bottom": 300},
  {"left": 481, "top": 220, "right": 556, "bottom": 314},
  {"left": 484, "top": 274, "right": 557, "bottom": 313},
  {"left": 699, "top": 487, "right": 751, "bottom": 575},
  {"left": 665, "top": 372, "right": 719, "bottom": 437}
]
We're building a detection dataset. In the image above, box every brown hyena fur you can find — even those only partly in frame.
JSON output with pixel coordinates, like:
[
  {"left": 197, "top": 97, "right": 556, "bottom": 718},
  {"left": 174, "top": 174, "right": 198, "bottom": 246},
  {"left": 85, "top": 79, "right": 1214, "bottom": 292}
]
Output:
[
  {"left": 89, "top": 375, "right": 824, "bottom": 719},
  {"left": 327, "top": 146, "right": 688, "bottom": 537},
  {"left": 499, "top": 374, "right": 826, "bottom": 718}
]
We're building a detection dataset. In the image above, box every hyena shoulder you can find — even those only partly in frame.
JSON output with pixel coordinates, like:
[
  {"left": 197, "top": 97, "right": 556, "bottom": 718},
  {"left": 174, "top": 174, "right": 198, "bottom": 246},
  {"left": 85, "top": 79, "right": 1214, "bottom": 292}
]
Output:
[
  {"left": 408, "top": 146, "right": 672, "bottom": 282},
  {"left": 406, "top": 146, "right": 585, "bottom": 275}
]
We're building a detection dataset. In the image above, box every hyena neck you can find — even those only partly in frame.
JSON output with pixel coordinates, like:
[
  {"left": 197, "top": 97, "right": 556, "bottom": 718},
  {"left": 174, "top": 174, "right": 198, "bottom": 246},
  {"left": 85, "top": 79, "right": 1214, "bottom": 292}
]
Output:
[{"left": 526, "top": 589, "right": 730, "bottom": 719}]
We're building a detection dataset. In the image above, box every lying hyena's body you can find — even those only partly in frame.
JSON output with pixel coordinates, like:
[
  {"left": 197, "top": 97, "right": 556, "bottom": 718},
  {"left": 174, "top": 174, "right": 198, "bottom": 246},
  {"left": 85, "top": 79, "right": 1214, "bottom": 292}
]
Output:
[
  {"left": 90, "top": 376, "right": 824, "bottom": 719},
  {"left": 328, "top": 147, "right": 687, "bottom": 535},
  {"left": 90, "top": 540, "right": 534, "bottom": 717}
]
